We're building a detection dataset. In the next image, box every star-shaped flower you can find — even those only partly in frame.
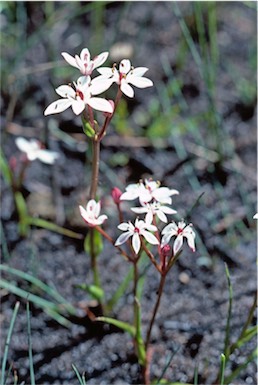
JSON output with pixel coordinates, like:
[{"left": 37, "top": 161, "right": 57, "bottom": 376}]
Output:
[
  {"left": 115, "top": 218, "right": 159, "bottom": 254},
  {"left": 131, "top": 201, "right": 177, "bottom": 224},
  {"left": 120, "top": 179, "right": 179, "bottom": 205},
  {"left": 44, "top": 76, "right": 113, "bottom": 116},
  {"left": 61, "top": 48, "right": 109, "bottom": 76},
  {"left": 79, "top": 200, "right": 108, "bottom": 227},
  {"left": 96, "top": 59, "right": 153, "bottom": 98},
  {"left": 161, "top": 220, "right": 196, "bottom": 255},
  {"left": 15, "top": 137, "right": 59, "bottom": 164}
]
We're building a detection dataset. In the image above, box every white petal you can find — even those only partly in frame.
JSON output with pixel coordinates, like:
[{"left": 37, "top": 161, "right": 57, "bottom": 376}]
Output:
[
  {"left": 160, "top": 206, "right": 177, "bottom": 215},
  {"left": 253, "top": 213, "right": 258, "bottom": 219},
  {"left": 131, "top": 207, "right": 148, "bottom": 214},
  {"left": 87, "top": 199, "right": 97, "bottom": 212},
  {"left": 185, "top": 232, "right": 196, "bottom": 252},
  {"left": 44, "top": 99, "right": 73, "bottom": 115},
  {"left": 141, "top": 230, "right": 159, "bottom": 245},
  {"left": 61, "top": 52, "right": 80, "bottom": 69},
  {"left": 37, "top": 150, "right": 59, "bottom": 164},
  {"left": 132, "top": 233, "right": 141, "bottom": 254},
  {"left": 178, "top": 220, "right": 186, "bottom": 230},
  {"left": 80, "top": 48, "right": 90, "bottom": 63},
  {"left": 115, "top": 231, "right": 132, "bottom": 246},
  {"left": 145, "top": 210, "right": 153, "bottom": 225},
  {"left": 129, "top": 67, "right": 149, "bottom": 77},
  {"left": 120, "top": 189, "right": 139, "bottom": 201},
  {"left": 71, "top": 99, "right": 85, "bottom": 115},
  {"left": 127, "top": 76, "right": 153, "bottom": 89},
  {"left": 93, "top": 52, "right": 109, "bottom": 69},
  {"left": 161, "top": 233, "right": 173, "bottom": 247},
  {"left": 90, "top": 77, "right": 114, "bottom": 95},
  {"left": 173, "top": 235, "right": 183, "bottom": 255},
  {"left": 75, "top": 54, "right": 85, "bottom": 73},
  {"left": 119, "top": 59, "right": 131, "bottom": 74},
  {"left": 15, "top": 137, "right": 34, "bottom": 153},
  {"left": 79, "top": 205, "right": 90, "bottom": 223},
  {"left": 145, "top": 223, "right": 158, "bottom": 232},
  {"left": 120, "top": 81, "right": 134, "bottom": 98},
  {"left": 55, "top": 85, "right": 75, "bottom": 98},
  {"left": 117, "top": 223, "right": 129, "bottom": 231},
  {"left": 87, "top": 97, "right": 113, "bottom": 113},
  {"left": 96, "top": 214, "right": 108, "bottom": 225},
  {"left": 156, "top": 210, "right": 168, "bottom": 223},
  {"left": 97, "top": 67, "right": 113, "bottom": 77},
  {"left": 162, "top": 222, "right": 178, "bottom": 235},
  {"left": 77, "top": 76, "right": 91, "bottom": 88}
]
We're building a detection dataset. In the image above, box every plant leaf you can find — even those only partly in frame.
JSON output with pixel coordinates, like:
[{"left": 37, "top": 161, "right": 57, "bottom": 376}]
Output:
[
  {"left": 82, "top": 115, "right": 96, "bottom": 138},
  {"left": 26, "top": 301, "right": 35, "bottom": 385},
  {"left": 84, "top": 229, "right": 103, "bottom": 257},
  {"left": 72, "top": 364, "right": 87, "bottom": 385},
  {"left": 0, "top": 264, "right": 76, "bottom": 314},
  {"left": 75, "top": 283, "right": 104, "bottom": 301},
  {"left": 1, "top": 301, "right": 20, "bottom": 385},
  {"left": 0, "top": 149, "right": 12, "bottom": 186},
  {"left": 224, "top": 347, "right": 257, "bottom": 385},
  {"left": 14, "top": 191, "right": 29, "bottom": 236},
  {"left": 28, "top": 217, "right": 83, "bottom": 239},
  {"left": 0, "top": 279, "right": 71, "bottom": 327},
  {"left": 95, "top": 316, "right": 135, "bottom": 336}
]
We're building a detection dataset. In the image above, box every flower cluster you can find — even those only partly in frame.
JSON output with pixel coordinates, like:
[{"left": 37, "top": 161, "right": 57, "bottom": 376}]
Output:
[
  {"left": 44, "top": 48, "right": 153, "bottom": 117},
  {"left": 15, "top": 137, "right": 59, "bottom": 164},
  {"left": 79, "top": 179, "right": 196, "bottom": 256}
]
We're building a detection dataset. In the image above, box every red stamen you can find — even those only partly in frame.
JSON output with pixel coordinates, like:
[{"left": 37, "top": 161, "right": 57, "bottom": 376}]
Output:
[{"left": 76, "top": 90, "right": 84, "bottom": 100}]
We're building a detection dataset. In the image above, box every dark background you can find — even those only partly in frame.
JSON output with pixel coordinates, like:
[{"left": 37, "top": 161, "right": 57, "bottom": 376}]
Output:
[{"left": 1, "top": 2, "right": 257, "bottom": 384}]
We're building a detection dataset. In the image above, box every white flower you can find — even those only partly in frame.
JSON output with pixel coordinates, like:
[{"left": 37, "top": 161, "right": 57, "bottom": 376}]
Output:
[
  {"left": 79, "top": 200, "right": 108, "bottom": 227},
  {"left": 161, "top": 220, "right": 196, "bottom": 255},
  {"left": 253, "top": 213, "right": 258, "bottom": 219},
  {"left": 120, "top": 179, "right": 179, "bottom": 205},
  {"left": 131, "top": 201, "right": 177, "bottom": 224},
  {"left": 96, "top": 59, "right": 153, "bottom": 98},
  {"left": 44, "top": 76, "right": 113, "bottom": 116},
  {"left": 61, "top": 48, "right": 109, "bottom": 76},
  {"left": 115, "top": 218, "right": 159, "bottom": 254},
  {"left": 15, "top": 137, "right": 59, "bottom": 164}
]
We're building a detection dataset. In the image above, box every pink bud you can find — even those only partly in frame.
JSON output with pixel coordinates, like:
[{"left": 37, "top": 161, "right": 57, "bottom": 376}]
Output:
[
  {"left": 9, "top": 156, "right": 17, "bottom": 171},
  {"left": 112, "top": 187, "right": 122, "bottom": 204},
  {"left": 161, "top": 244, "right": 171, "bottom": 257}
]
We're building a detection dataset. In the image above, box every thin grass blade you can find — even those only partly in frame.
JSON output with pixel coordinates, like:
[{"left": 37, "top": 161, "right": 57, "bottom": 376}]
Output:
[
  {"left": 219, "top": 353, "right": 226, "bottom": 385},
  {"left": 0, "top": 279, "right": 71, "bottom": 327},
  {"left": 223, "top": 263, "right": 233, "bottom": 360},
  {"left": 224, "top": 347, "right": 257, "bottom": 385},
  {"left": 95, "top": 316, "right": 135, "bottom": 336},
  {"left": 26, "top": 301, "right": 35, "bottom": 385},
  {"left": 0, "top": 264, "right": 76, "bottom": 314},
  {"left": 72, "top": 364, "right": 87, "bottom": 385},
  {"left": 1, "top": 301, "right": 20, "bottom": 385},
  {"left": 28, "top": 216, "right": 82, "bottom": 239}
]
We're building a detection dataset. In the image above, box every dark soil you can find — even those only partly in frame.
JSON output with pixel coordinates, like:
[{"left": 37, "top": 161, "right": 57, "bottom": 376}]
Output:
[{"left": 1, "top": 2, "right": 257, "bottom": 385}]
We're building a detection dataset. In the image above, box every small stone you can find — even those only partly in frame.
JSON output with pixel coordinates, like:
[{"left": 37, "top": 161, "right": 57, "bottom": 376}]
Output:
[{"left": 179, "top": 272, "right": 190, "bottom": 284}]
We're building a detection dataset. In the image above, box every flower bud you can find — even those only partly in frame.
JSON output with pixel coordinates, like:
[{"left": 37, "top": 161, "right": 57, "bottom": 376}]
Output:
[
  {"left": 112, "top": 187, "right": 122, "bottom": 205},
  {"left": 9, "top": 156, "right": 17, "bottom": 171},
  {"left": 161, "top": 244, "right": 171, "bottom": 258}
]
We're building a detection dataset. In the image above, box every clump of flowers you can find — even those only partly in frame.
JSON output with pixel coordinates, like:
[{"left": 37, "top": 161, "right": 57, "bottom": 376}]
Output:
[{"left": 44, "top": 47, "right": 196, "bottom": 384}]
